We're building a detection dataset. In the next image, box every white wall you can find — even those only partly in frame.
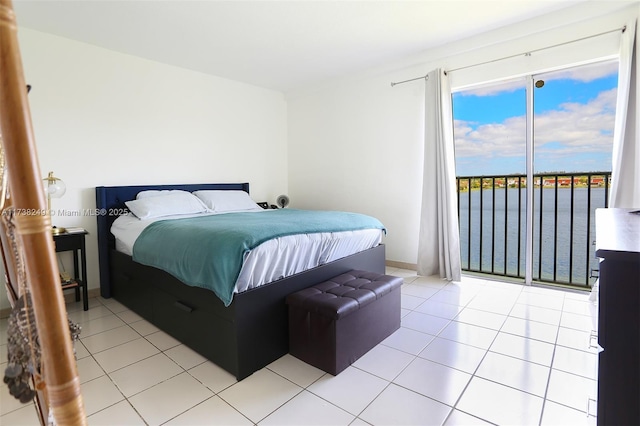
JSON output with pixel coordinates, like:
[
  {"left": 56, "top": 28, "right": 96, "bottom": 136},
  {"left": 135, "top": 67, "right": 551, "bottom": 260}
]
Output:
[
  {"left": 1, "top": 28, "right": 287, "bottom": 311},
  {"left": 288, "top": 75, "right": 425, "bottom": 264},
  {"left": 287, "top": 2, "right": 638, "bottom": 268}
]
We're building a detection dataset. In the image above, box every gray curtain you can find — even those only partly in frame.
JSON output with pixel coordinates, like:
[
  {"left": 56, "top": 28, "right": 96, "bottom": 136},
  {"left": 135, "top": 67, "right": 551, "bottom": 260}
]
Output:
[
  {"left": 610, "top": 19, "right": 639, "bottom": 208},
  {"left": 417, "top": 68, "right": 461, "bottom": 281}
]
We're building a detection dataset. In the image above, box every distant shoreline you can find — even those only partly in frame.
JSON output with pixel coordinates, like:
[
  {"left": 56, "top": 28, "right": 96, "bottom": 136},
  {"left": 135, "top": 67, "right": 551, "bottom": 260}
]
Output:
[
  {"left": 457, "top": 174, "right": 610, "bottom": 192},
  {"left": 457, "top": 183, "right": 607, "bottom": 192}
]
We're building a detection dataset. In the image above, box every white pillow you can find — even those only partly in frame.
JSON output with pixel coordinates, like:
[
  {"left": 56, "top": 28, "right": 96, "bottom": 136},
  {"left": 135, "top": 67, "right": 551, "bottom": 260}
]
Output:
[
  {"left": 136, "top": 189, "right": 191, "bottom": 199},
  {"left": 193, "top": 190, "right": 262, "bottom": 213},
  {"left": 125, "top": 192, "right": 209, "bottom": 219}
]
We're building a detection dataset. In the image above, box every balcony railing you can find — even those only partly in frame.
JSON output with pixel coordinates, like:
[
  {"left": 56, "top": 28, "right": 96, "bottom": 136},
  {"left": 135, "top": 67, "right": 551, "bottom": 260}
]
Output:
[{"left": 456, "top": 172, "right": 611, "bottom": 288}]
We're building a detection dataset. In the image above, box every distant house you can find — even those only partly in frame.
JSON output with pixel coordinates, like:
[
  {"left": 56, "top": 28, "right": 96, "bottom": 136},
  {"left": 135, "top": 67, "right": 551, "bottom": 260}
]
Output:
[{"left": 542, "top": 177, "right": 571, "bottom": 186}]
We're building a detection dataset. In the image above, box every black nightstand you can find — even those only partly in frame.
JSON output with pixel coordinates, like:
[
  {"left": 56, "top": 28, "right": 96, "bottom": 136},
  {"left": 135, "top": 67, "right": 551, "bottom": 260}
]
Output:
[{"left": 53, "top": 230, "right": 88, "bottom": 311}]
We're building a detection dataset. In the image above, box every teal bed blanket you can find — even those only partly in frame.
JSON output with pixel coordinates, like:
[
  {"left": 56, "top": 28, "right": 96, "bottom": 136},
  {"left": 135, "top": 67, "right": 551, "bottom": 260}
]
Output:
[{"left": 132, "top": 209, "right": 385, "bottom": 306}]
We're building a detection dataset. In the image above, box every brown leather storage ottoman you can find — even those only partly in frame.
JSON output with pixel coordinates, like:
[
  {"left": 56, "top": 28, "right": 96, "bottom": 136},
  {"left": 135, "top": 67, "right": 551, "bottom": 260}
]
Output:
[{"left": 286, "top": 270, "right": 402, "bottom": 375}]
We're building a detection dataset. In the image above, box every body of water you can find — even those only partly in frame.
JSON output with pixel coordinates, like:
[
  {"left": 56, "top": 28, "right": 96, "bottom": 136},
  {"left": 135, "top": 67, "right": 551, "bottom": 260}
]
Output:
[{"left": 458, "top": 187, "right": 607, "bottom": 287}]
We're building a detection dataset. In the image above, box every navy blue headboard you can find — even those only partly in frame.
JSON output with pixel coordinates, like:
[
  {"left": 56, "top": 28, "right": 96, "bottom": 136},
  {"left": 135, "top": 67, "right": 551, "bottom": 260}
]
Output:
[{"left": 95, "top": 182, "right": 250, "bottom": 298}]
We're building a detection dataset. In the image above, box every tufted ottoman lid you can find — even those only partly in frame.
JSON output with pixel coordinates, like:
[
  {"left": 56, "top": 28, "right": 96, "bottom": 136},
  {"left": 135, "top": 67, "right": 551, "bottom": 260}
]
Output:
[{"left": 286, "top": 270, "right": 402, "bottom": 320}]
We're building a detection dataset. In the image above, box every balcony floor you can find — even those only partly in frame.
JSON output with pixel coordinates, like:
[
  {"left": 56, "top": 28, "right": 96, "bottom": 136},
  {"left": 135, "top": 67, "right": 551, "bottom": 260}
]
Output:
[{"left": 1, "top": 271, "right": 598, "bottom": 425}]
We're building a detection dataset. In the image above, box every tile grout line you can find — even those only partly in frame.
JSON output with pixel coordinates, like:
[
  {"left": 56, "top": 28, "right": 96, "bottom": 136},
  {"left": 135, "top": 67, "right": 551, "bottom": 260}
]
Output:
[
  {"left": 443, "top": 283, "right": 525, "bottom": 424},
  {"left": 79, "top": 297, "right": 148, "bottom": 424}
]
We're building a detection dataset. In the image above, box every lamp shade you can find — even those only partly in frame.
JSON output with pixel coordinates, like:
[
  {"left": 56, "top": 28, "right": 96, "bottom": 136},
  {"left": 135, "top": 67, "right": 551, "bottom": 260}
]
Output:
[{"left": 43, "top": 171, "right": 66, "bottom": 199}]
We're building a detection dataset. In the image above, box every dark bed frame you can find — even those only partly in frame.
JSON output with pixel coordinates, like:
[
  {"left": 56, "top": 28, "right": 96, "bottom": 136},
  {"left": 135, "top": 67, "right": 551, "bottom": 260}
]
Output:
[{"left": 95, "top": 183, "right": 385, "bottom": 380}]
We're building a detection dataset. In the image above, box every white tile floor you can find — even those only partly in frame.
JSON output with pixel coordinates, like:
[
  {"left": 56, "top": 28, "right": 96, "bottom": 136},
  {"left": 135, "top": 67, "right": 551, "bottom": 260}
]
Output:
[{"left": 0, "top": 270, "right": 599, "bottom": 425}]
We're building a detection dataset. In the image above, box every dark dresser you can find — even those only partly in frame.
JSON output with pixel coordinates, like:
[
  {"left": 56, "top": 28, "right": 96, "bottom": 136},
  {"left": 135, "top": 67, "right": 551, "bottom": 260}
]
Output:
[{"left": 595, "top": 208, "right": 640, "bottom": 426}]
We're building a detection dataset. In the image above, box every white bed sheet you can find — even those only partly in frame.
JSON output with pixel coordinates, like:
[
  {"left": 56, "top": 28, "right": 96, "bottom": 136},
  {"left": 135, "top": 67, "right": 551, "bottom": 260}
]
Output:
[{"left": 111, "top": 211, "right": 383, "bottom": 294}]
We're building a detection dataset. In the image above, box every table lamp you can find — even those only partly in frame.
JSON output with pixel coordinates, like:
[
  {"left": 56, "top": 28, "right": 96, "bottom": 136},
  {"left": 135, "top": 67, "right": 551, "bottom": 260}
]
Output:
[{"left": 43, "top": 171, "right": 66, "bottom": 234}]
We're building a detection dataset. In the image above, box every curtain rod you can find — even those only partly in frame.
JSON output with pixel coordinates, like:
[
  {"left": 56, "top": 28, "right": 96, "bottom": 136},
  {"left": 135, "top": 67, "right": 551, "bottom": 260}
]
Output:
[
  {"left": 390, "top": 25, "right": 626, "bottom": 87},
  {"left": 390, "top": 74, "right": 428, "bottom": 87}
]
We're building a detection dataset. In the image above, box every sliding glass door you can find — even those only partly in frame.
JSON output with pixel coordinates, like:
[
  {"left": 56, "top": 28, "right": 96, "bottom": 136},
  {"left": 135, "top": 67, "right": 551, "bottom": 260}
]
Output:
[
  {"left": 453, "top": 60, "right": 617, "bottom": 287},
  {"left": 453, "top": 78, "right": 528, "bottom": 280},
  {"left": 530, "top": 62, "right": 617, "bottom": 286}
]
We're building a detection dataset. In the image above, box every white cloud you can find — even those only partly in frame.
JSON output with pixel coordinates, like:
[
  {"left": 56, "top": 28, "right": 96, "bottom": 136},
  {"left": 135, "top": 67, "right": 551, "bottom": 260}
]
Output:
[
  {"left": 542, "top": 61, "right": 618, "bottom": 83},
  {"left": 457, "top": 78, "right": 526, "bottom": 97},
  {"left": 454, "top": 88, "right": 616, "bottom": 161},
  {"left": 454, "top": 116, "right": 525, "bottom": 158},
  {"left": 534, "top": 88, "right": 616, "bottom": 152}
]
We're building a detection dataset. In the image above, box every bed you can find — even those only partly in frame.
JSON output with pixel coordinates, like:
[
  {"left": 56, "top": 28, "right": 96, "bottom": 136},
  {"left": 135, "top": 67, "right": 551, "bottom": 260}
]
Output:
[{"left": 95, "top": 183, "right": 386, "bottom": 380}]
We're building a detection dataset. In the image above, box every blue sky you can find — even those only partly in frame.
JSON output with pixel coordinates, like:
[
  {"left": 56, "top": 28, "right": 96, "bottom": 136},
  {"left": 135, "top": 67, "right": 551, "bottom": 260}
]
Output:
[{"left": 452, "top": 61, "right": 618, "bottom": 176}]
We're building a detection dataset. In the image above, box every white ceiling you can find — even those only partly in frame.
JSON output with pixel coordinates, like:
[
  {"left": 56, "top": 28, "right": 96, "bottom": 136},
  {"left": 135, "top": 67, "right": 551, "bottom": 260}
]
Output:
[{"left": 12, "top": 0, "right": 615, "bottom": 93}]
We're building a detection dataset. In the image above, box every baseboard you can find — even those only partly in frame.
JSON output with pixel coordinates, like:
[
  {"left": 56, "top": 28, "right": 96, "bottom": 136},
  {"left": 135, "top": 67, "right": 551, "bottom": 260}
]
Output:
[
  {"left": 79, "top": 287, "right": 101, "bottom": 300},
  {"left": 385, "top": 260, "right": 417, "bottom": 271},
  {"left": 0, "top": 287, "right": 102, "bottom": 319}
]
